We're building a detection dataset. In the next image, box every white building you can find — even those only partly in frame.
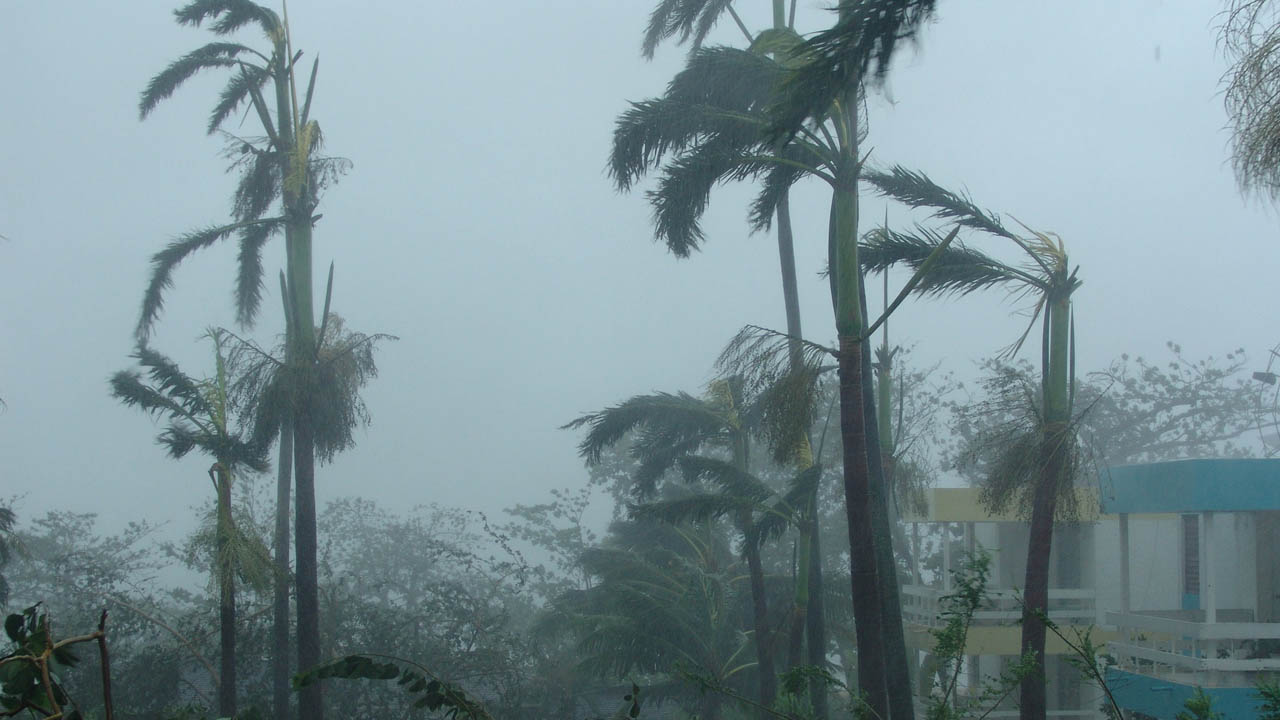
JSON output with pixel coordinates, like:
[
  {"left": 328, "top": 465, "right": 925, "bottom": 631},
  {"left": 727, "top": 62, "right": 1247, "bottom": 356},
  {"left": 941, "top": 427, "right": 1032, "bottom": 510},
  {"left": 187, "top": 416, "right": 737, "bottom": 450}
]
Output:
[{"left": 902, "top": 458, "right": 1280, "bottom": 719}]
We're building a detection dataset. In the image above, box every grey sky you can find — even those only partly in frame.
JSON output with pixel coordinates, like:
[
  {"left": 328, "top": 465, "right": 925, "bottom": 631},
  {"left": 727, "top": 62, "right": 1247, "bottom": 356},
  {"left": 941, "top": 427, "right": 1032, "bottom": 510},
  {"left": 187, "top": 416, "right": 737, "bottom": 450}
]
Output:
[{"left": 2, "top": 1, "right": 1275, "bottom": 537}]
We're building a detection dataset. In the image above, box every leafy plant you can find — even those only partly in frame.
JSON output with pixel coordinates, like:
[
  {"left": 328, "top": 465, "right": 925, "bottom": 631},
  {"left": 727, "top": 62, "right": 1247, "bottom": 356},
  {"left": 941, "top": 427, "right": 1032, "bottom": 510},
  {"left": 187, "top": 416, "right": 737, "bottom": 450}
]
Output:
[
  {"left": 294, "top": 654, "right": 643, "bottom": 719},
  {"left": 1176, "top": 687, "right": 1223, "bottom": 720},
  {"left": 0, "top": 604, "right": 113, "bottom": 720}
]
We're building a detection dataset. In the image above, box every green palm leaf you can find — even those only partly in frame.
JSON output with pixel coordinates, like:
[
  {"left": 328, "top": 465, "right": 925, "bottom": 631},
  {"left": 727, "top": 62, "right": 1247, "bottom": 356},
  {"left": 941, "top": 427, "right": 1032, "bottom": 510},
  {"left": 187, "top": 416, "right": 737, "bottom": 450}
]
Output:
[
  {"left": 675, "top": 455, "right": 775, "bottom": 504},
  {"left": 174, "top": 0, "right": 281, "bottom": 37},
  {"left": 209, "top": 63, "right": 270, "bottom": 134},
  {"left": 861, "top": 165, "right": 1018, "bottom": 241},
  {"left": 139, "top": 42, "right": 256, "bottom": 120},
  {"left": 860, "top": 225, "right": 1042, "bottom": 298},
  {"left": 564, "top": 392, "right": 728, "bottom": 466},
  {"left": 642, "top": 0, "right": 738, "bottom": 59},
  {"left": 766, "top": 0, "right": 938, "bottom": 139}
]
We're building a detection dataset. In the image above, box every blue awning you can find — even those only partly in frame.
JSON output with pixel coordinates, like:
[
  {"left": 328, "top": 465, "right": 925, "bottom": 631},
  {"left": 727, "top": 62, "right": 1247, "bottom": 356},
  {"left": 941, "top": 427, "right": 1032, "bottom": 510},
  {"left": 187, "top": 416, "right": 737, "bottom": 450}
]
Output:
[{"left": 1099, "top": 458, "right": 1280, "bottom": 514}]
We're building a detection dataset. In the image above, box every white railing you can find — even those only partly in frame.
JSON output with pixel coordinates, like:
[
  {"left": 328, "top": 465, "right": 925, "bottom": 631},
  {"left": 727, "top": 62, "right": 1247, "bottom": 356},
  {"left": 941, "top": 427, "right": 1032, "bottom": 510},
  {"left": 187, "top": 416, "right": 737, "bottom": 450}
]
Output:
[
  {"left": 902, "top": 584, "right": 1096, "bottom": 628},
  {"left": 1106, "top": 611, "right": 1280, "bottom": 675}
]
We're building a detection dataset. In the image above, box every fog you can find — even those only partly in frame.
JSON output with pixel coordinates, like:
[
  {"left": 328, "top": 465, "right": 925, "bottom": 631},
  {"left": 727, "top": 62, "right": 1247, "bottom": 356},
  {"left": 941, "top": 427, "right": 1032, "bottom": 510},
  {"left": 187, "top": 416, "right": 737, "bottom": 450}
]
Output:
[{"left": 5, "top": 1, "right": 1280, "bottom": 717}]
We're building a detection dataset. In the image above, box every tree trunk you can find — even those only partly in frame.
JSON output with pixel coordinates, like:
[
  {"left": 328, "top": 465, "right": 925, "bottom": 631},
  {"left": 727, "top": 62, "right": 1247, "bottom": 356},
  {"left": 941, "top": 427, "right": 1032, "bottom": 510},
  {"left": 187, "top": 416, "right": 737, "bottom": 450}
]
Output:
[
  {"left": 215, "top": 465, "right": 237, "bottom": 718},
  {"left": 744, "top": 523, "right": 778, "bottom": 711},
  {"left": 294, "top": 413, "right": 321, "bottom": 719},
  {"left": 273, "top": 418, "right": 293, "bottom": 720},
  {"left": 1019, "top": 295, "right": 1071, "bottom": 720},
  {"left": 733, "top": 423, "right": 776, "bottom": 713},
  {"left": 805, "top": 494, "right": 830, "bottom": 720},
  {"left": 787, "top": 524, "right": 810, "bottom": 671},
  {"left": 276, "top": 41, "right": 322, "bottom": 717},
  {"left": 838, "top": 335, "right": 889, "bottom": 720},
  {"left": 861, "top": 275, "right": 915, "bottom": 720}
]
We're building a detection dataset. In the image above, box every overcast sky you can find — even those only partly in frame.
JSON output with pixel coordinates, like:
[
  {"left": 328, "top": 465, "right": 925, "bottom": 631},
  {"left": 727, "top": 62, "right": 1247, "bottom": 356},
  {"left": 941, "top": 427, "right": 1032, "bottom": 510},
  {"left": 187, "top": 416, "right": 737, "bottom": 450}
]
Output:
[{"left": 2, "top": 1, "right": 1276, "bottom": 540}]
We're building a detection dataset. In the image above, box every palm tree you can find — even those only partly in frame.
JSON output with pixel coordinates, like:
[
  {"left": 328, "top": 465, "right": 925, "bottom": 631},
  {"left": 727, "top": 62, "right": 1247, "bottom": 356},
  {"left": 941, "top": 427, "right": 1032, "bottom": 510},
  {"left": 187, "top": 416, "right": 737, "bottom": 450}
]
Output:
[
  {"left": 859, "top": 165, "right": 1082, "bottom": 720},
  {"left": 566, "top": 380, "right": 799, "bottom": 710},
  {"left": 610, "top": 11, "right": 951, "bottom": 709},
  {"left": 110, "top": 331, "right": 269, "bottom": 718},
  {"left": 544, "top": 516, "right": 755, "bottom": 719},
  {"left": 136, "top": 3, "right": 350, "bottom": 716},
  {"left": 1222, "top": 0, "right": 1280, "bottom": 202}
]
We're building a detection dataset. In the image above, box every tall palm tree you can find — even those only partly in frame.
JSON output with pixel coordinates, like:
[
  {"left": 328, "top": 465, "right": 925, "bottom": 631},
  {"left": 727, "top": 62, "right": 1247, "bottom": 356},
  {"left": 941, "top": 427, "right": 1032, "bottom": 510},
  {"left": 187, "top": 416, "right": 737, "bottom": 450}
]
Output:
[
  {"left": 627, "top": 4, "right": 830, "bottom": 710},
  {"left": 859, "top": 165, "right": 1082, "bottom": 720},
  {"left": 610, "top": 10, "right": 946, "bottom": 709},
  {"left": 110, "top": 331, "right": 269, "bottom": 718},
  {"left": 566, "top": 380, "right": 802, "bottom": 710},
  {"left": 136, "top": 3, "right": 350, "bottom": 716},
  {"left": 543, "top": 518, "right": 751, "bottom": 719}
]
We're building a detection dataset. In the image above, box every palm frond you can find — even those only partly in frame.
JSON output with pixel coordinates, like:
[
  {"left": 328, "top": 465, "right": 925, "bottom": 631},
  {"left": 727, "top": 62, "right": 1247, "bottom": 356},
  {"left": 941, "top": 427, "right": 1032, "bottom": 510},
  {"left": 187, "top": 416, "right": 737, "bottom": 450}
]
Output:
[
  {"left": 563, "top": 392, "right": 728, "bottom": 465},
  {"left": 134, "top": 344, "right": 213, "bottom": 415},
  {"left": 746, "top": 365, "right": 824, "bottom": 466},
  {"left": 641, "top": 0, "right": 737, "bottom": 59},
  {"left": 136, "top": 218, "right": 276, "bottom": 341},
  {"left": 233, "top": 218, "right": 283, "bottom": 328},
  {"left": 860, "top": 225, "right": 1039, "bottom": 297},
  {"left": 743, "top": 465, "right": 820, "bottom": 548},
  {"left": 209, "top": 63, "right": 270, "bottom": 134},
  {"left": 628, "top": 493, "right": 753, "bottom": 526},
  {"left": 611, "top": 99, "right": 722, "bottom": 191},
  {"left": 716, "top": 325, "right": 835, "bottom": 388},
  {"left": 139, "top": 42, "right": 255, "bottom": 120},
  {"left": 174, "top": 0, "right": 280, "bottom": 38},
  {"left": 646, "top": 137, "right": 776, "bottom": 256},
  {"left": 666, "top": 46, "right": 783, "bottom": 112},
  {"left": 675, "top": 456, "right": 775, "bottom": 504},
  {"left": 766, "top": 0, "right": 938, "bottom": 140},
  {"left": 109, "top": 370, "right": 201, "bottom": 425},
  {"left": 862, "top": 165, "right": 1017, "bottom": 240},
  {"left": 748, "top": 144, "right": 822, "bottom": 232}
]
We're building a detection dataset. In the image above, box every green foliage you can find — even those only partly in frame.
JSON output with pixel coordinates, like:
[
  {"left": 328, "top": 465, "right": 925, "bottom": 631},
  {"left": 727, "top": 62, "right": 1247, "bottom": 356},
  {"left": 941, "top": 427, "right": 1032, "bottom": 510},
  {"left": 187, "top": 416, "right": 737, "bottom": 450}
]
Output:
[
  {"left": 919, "top": 552, "right": 1035, "bottom": 720},
  {"left": 0, "top": 604, "right": 105, "bottom": 720},
  {"left": 1176, "top": 687, "right": 1224, "bottom": 720},
  {"left": 294, "top": 654, "right": 493, "bottom": 719},
  {"left": 1256, "top": 679, "right": 1280, "bottom": 720}
]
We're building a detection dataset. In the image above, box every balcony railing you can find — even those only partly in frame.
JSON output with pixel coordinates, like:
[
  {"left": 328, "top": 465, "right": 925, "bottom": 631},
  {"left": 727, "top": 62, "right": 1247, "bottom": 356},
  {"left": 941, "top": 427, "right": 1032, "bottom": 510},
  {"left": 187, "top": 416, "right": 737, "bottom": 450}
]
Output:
[
  {"left": 1106, "top": 610, "right": 1280, "bottom": 676},
  {"left": 902, "top": 584, "right": 1097, "bottom": 628}
]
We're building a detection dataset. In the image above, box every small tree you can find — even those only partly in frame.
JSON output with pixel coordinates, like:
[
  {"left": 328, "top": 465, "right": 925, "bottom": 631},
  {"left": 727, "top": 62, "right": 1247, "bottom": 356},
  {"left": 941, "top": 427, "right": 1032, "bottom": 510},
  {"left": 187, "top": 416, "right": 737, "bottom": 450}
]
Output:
[{"left": 110, "top": 331, "right": 268, "bottom": 717}]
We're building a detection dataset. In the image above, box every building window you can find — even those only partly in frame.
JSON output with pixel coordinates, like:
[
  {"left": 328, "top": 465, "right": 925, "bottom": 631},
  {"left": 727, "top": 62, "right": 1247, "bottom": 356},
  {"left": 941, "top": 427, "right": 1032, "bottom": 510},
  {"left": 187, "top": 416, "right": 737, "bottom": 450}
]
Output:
[{"left": 1182, "top": 514, "right": 1199, "bottom": 597}]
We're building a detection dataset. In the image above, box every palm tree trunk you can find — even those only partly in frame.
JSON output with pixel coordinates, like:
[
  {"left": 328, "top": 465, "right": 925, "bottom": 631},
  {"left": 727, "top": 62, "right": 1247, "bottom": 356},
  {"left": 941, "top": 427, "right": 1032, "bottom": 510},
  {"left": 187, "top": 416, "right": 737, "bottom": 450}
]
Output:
[
  {"left": 274, "top": 40, "right": 323, "bottom": 717},
  {"left": 838, "top": 335, "right": 889, "bottom": 719},
  {"left": 776, "top": 193, "right": 803, "bottom": 366},
  {"left": 860, "top": 274, "right": 915, "bottom": 720},
  {"left": 215, "top": 465, "right": 237, "bottom": 718},
  {"left": 734, "top": 429, "right": 776, "bottom": 712},
  {"left": 829, "top": 78, "right": 890, "bottom": 717},
  {"left": 1019, "top": 295, "right": 1071, "bottom": 720},
  {"left": 293, "top": 412, "right": 321, "bottom": 719},
  {"left": 273, "top": 418, "right": 293, "bottom": 720},
  {"left": 744, "top": 521, "right": 778, "bottom": 710},
  {"left": 805, "top": 493, "right": 830, "bottom": 720},
  {"left": 787, "top": 523, "right": 811, "bottom": 670}
]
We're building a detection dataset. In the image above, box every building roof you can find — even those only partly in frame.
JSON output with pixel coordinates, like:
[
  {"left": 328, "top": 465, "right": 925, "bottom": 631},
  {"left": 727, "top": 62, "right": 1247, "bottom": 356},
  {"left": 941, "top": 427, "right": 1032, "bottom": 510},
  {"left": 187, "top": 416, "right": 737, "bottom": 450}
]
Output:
[
  {"left": 1099, "top": 458, "right": 1280, "bottom": 514},
  {"left": 901, "top": 486, "right": 1099, "bottom": 523}
]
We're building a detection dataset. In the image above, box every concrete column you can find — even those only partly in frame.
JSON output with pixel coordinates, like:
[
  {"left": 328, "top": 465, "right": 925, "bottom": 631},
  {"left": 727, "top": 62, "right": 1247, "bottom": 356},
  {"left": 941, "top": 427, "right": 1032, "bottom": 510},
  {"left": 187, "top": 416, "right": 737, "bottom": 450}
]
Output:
[
  {"left": 1204, "top": 511, "right": 1217, "bottom": 624},
  {"left": 943, "top": 522, "right": 952, "bottom": 592},
  {"left": 912, "top": 522, "right": 922, "bottom": 586},
  {"left": 1119, "top": 513, "right": 1131, "bottom": 614}
]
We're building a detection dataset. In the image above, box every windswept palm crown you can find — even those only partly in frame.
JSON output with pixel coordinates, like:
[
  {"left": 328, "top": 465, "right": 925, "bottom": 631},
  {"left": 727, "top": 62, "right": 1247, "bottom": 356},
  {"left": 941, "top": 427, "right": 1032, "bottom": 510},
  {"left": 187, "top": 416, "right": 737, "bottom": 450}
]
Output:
[
  {"left": 136, "top": 0, "right": 348, "bottom": 340},
  {"left": 110, "top": 334, "right": 268, "bottom": 473},
  {"left": 860, "top": 166, "right": 1081, "bottom": 358}
]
